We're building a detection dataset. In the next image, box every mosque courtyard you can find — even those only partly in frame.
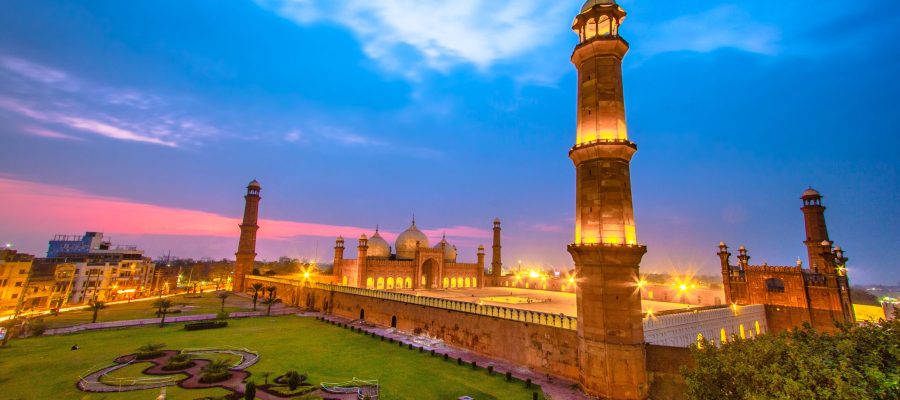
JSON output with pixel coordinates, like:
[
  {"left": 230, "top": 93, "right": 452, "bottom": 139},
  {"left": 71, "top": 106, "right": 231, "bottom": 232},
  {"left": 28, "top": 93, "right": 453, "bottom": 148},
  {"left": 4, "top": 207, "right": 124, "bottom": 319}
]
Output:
[{"left": 402, "top": 286, "right": 692, "bottom": 316}]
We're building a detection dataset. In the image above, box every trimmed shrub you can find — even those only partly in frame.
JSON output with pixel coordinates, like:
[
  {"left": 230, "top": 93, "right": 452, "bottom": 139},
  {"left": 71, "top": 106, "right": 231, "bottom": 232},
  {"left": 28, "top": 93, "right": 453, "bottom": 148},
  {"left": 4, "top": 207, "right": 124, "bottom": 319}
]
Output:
[
  {"left": 487, "top": 366, "right": 494, "bottom": 375},
  {"left": 506, "top": 372, "right": 512, "bottom": 381},
  {"left": 184, "top": 321, "right": 228, "bottom": 331},
  {"left": 244, "top": 382, "right": 256, "bottom": 400},
  {"left": 526, "top": 378, "right": 532, "bottom": 388},
  {"left": 163, "top": 353, "right": 194, "bottom": 371}
]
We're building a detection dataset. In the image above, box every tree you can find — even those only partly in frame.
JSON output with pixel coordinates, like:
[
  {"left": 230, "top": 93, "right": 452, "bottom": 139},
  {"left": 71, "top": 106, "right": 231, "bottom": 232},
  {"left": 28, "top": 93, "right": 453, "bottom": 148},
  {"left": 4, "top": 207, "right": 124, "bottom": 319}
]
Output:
[
  {"left": 284, "top": 371, "right": 306, "bottom": 391},
  {"left": 683, "top": 315, "right": 900, "bottom": 400},
  {"left": 261, "top": 297, "right": 278, "bottom": 317},
  {"left": 265, "top": 285, "right": 277, "bottom": 299},
  {"left": 88, "top": 301, "right": 107, "bottom": 324},
  {"left": 153, "top": 299, "right": 174, "bottom": 327},
  {"left": 216, "top": 291, "right": 230, "bottom": 313},
  {"left": 250, "top": 283, "right": 264, "bottom": 311},
  {"left": 244, "top": 381, "right": 256, "bottom": 400},
  {"left": 259, "top": 371, "right": 272, "bottom": 385}
]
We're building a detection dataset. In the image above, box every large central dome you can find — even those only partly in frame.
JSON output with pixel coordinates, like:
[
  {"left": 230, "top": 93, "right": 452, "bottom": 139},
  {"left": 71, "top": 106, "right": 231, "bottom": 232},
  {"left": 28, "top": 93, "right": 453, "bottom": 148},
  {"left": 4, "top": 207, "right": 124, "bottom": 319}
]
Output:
[{"left": 395, "top": 219, "right": 429, "bottom": 259}]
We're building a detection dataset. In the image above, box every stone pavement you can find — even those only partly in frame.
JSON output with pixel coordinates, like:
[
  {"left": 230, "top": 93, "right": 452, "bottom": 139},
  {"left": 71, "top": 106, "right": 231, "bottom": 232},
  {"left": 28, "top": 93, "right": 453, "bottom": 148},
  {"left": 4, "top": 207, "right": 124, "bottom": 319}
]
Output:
[
  {"left": 44, "top": 307, "right": 299, "bottom": 336},
  {"left": 311, "top": 312, "right": 592, "bottom": 400}
]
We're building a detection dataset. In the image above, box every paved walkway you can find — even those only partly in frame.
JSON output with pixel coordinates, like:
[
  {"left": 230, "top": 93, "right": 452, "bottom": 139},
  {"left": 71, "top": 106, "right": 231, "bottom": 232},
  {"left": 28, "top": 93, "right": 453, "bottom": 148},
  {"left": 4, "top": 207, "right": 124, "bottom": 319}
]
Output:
[
  {"left": 44, "top": 307, "right": 298, "bottom": 336},
  {"left": 310, "top": 313, "right": 591, "bottom": 400}
]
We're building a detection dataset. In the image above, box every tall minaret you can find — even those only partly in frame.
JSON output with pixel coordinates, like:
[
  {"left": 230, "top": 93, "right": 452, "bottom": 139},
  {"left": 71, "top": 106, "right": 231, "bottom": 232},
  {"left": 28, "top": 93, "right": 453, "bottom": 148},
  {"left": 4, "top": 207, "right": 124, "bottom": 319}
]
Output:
[
  {"left": 234, "top": 180, "right": 261, "bottom": 292},
  {"left": 566, "top": 1, "right": 648, "bottom": 399},
  {"left": 800, "top": 188, "right": 830, "bottom": 273},
  {"left": 491, "top": 218, "right": 502, "bottom": 278}
]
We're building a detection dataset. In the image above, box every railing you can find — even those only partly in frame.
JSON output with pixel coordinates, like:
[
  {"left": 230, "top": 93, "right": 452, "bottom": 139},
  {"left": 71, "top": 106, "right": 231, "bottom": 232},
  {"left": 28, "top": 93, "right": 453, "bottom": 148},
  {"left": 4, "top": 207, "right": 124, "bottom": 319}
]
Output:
[{"left": 316, "top": 283, "right": 578, "bottom": 331}]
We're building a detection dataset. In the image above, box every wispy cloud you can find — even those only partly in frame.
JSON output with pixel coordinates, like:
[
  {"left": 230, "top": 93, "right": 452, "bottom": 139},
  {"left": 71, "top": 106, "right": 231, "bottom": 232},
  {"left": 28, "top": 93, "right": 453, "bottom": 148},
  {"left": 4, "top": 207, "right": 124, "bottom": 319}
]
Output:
[
  {"left": 633, "top": 5, "right": 780, "bottom": 57},
  {"left": 257, "top": 0, "right": 572, "bottom": 79},
  {"left": 20, "top": 125, "right": 84, "bottom": 141},
  {"left": 0, "top": 56, "right": 219, "bottom": 147}
]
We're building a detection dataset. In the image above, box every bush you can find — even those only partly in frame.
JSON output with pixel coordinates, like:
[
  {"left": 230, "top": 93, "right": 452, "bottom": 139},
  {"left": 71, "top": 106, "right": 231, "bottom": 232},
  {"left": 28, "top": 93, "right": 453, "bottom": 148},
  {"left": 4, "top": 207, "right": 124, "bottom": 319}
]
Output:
[
  {"left": 135, "top": 343, "right": 166, "bottom": 360},
  {"left": 28, "top": 319, "right": 47, "bottom": 337},
  {"left": 200, "top": 360, "right": 232, "bottom": 383},
  {"left": 184, "top": 321, "right": 228, "bottom": 331},
  {"left": 244, "top": 381, "right": 256, "bottom": 400},
  {"left": 163, "top": 353, "right": 194, "bottom": 371},
  {"left": 216, "top": 311, "right": 230, "bottom": 320}
]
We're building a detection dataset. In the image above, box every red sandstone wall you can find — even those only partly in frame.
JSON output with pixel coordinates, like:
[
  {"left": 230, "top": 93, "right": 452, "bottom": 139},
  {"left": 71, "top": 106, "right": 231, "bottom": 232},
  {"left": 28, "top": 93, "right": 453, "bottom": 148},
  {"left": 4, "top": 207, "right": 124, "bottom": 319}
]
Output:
[
  {"left": 646, "top": 345, "right": 693, "bottom": 400},
  {"left": 305, "top": 286, "right": 582, "bottom": 381}
]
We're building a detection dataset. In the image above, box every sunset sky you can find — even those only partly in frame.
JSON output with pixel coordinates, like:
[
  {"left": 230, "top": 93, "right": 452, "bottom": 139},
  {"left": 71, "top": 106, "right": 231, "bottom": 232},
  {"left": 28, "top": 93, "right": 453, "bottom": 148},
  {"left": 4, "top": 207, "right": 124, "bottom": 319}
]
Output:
[{"left": 1, "top": 0, "right": 898, "bottom": 284}]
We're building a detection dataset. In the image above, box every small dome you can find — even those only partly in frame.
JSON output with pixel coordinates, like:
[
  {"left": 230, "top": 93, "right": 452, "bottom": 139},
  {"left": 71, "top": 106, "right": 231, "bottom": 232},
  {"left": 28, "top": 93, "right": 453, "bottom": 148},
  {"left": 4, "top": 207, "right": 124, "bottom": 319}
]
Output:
[
  {"left": 395, "top": 220, "right": 429, "bottom": 259},
  {"left": 821, "top": 240, "right": 831, "bottom": 246},
  {"left": 359, "top": 233, "right": 368, "bottom": 241},
  {"left": 433, "top": 234, "right": 457, "bottom": 261},
  {"left": 581, "top": 0, "right": 616, "bottom": 12},
  {"left": 336, "top": 236, "right": 344, "bottom": 242},
  {"left": 248, "top": 179, "right": 261, "bottom": 189},
  {"left": 368, "top": 228, "right": 391, "bottom": 258},
  {"left": 802, "top": 187, "right": 821, "bottom": 198}
]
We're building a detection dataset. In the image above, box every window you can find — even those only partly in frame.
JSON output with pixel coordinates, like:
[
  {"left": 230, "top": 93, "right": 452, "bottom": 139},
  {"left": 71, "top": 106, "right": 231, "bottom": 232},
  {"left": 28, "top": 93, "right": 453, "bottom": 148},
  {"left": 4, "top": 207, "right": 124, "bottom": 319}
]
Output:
[
  {"left": 14, "top": 282, "right": 22, "bottom": 287},
  {"left": 739, "top": 324, "right": 746, "bottom": 339},
  {"left": 755, "top": 321, "right": 762, "bottom": 335},
  {"left": 720, "top": 328, "right": 727, "bottom": 344},
  {"left": 11, "top": 294, "right": 17, "bottom": 299},
  {"left": 765, "top": 278, "right": 785, "bottom": 293},
  {"left": 18, "top": 269, "right": 26, "bottom": 275}
]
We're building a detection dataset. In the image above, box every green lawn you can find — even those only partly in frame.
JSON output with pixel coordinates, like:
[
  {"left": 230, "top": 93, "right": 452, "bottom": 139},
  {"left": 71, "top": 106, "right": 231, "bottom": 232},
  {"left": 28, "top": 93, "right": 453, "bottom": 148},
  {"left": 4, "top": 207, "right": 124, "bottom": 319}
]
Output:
[
  {"left": 40, "top": 293, "right": 258, "bottom": 329},
  {"left": 0, "top": 316, "right": 545, "bottom": 400}
]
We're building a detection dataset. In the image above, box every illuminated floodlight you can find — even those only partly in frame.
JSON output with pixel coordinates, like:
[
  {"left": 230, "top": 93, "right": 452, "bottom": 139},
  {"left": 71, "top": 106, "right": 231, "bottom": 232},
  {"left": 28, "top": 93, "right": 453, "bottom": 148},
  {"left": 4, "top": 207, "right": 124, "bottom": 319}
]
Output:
[{"left": 528, "top": 271, "right": 540, "bottom": 279}]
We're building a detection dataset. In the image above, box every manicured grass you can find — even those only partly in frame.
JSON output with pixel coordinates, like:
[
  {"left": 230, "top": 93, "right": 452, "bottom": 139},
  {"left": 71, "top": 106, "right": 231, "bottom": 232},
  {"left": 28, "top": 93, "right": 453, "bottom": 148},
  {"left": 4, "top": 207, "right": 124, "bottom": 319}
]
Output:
[
  {"left": 40, "top": 293, "right": 257, "bottom": 329},
  {"left": 853, "top": 303, "right": 886, "bottom": 322},
  {"left": 0, "top": 316, "right": 545, "bottom": 400}
]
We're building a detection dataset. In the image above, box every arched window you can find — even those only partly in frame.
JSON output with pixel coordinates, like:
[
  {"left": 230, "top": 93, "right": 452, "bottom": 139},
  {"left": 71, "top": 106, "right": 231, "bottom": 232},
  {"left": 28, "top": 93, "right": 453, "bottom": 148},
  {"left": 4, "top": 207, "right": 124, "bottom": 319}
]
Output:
[
  {"left": 720, "top": 328, "right": 728, "bottom": 344},
  {"left": 376, "top": 277, "right": 385, "bottom": 290},
  {"left": 597, "top": 15, "right": 611, "bottom": 36},
  {"left": 648, "top": 291, "right": 653, "bottom": 299},
  {"left": 405, "top": 277, "right": 413, "bottom": 289},
  {"left": 386, "top": 277, "right": 394, "bottom": 290},
  {"left": 421, "top": 275, "right": 426, "bottom": 286},
  {"left": 342, "top": 276, "right": 348, "bottom": 286},
  {"left": 697, "top": 333, "right": 704, "bottom": 348},
  {"left": 464, "top": 277, "right": 471, "bottom": 288},
  {"left": 765, "top": 278, "right": 785, "bottom": 293},
  {"left": 450, "top": 278, "right": 457, "bottom": 288},
  {"left": 755, "top": 320, "right": 762, "bottom": 335},
  {"left": 366, "top": 277, "right": 374, "bottom": 289},
  {"left": 443, "top": 277, "right": 449, "bottom": 288},
  {"left": 739, "top": 324, "right": 746, "bottom": 339},
  {"left": 525, "top": 282, "right": 530, "bottom": 289},
  {"left": 585, "top": 18, "right": 597, "bottom": 39},
  {"left": 472, "top": 278, "right": 477, "bottom": 287}
]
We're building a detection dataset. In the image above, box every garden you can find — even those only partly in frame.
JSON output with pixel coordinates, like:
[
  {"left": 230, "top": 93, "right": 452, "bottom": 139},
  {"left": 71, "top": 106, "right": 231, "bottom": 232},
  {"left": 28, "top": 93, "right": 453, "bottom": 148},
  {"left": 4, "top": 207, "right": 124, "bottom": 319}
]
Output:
[{"left": 0, "top": 315, "right": 545, "bottom": 399}]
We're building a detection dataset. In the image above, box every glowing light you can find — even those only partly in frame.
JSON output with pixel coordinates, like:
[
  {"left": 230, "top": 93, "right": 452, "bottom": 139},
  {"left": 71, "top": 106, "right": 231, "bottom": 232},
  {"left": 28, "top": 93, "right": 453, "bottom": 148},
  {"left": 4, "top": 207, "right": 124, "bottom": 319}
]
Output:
[
  {"left": 528, "top": 271, "right": 540, "bottom": 279},
  {"left": 679, "top": 284, "right": 687, "bottom": 292},
  {"left": 568, "top": 277, "right": 575, "bottom": 284}
]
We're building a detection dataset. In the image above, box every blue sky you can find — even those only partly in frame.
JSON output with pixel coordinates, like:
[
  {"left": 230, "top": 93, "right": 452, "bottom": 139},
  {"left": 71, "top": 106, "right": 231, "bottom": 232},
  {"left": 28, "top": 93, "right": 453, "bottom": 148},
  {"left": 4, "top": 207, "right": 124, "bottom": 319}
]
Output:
[{"left": 0, "top": 0, "right": 898, "bottom": 284}]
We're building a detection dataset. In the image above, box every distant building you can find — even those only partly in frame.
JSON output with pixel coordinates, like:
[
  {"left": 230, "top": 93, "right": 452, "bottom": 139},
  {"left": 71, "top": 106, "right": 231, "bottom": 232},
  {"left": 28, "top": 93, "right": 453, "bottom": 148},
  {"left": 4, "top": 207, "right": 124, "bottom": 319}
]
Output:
[
  {"left": 0, "top": 250, "right": 34, "bottom": 315},
  {"left": 42, "top": 232, "right": 155, "bottom": 304},
  {"left": 720, "top": 188, "right": 855, "bottom": 333}
]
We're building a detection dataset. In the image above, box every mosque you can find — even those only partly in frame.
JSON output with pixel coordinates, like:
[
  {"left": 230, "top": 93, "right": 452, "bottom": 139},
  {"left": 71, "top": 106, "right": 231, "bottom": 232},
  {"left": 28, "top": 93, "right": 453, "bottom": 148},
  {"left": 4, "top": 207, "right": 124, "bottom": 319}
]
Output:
[
  {"left": 332, "top": 220, "right": 486, "bottom": 290},
  {"left": 232, "top": 1, "right": 862, "bottom": 399}
]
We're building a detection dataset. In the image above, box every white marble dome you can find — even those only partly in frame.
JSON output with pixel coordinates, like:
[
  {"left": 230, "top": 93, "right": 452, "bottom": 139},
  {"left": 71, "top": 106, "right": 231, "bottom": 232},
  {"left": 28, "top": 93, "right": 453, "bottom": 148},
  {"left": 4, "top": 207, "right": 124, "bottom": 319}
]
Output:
[
  {"left": 433, "top": 235, "right": 457, "bottom": 261},
  {"left": 395, "top": 220, "right": 429, "bottom": 259},
  {"left": 367, "top": 228, "right": 391, "bottom": 258}
]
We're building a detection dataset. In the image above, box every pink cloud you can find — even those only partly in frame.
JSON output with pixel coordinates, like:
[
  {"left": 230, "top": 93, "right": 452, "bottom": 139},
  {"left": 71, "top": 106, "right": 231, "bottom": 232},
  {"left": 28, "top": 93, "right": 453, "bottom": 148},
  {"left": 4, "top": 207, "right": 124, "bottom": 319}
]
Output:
[
  {"left": 21, "top": 125, "right": 84, "bottom": 141},
  {"left": 0, "top": 177, "right": 491, "bottom": 246}
]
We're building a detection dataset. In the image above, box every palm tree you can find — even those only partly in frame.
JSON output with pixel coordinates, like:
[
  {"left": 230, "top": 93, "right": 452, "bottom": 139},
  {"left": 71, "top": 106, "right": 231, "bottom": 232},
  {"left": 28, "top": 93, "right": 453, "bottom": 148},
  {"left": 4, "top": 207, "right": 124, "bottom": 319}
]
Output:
[
  {"left": 265, "top": 285, "right": 277, "bottom": 299},
  {"left": 250, "top": 283, "right": 264, "bottom": 311},
  {"left": 216, "top": 291, "right": 229, "bottom": 313},
  {"left": 88, "top": 301, "right": 107, "bottom": 324},
  {"left": 153, "top": 299, "right": 173, "bottom": 327},
  {"left": 260, "top": 371, "right": 272, "bottom": 385},
  {"left": 261, "top": 297, "right": 278, "bottom": 316}
]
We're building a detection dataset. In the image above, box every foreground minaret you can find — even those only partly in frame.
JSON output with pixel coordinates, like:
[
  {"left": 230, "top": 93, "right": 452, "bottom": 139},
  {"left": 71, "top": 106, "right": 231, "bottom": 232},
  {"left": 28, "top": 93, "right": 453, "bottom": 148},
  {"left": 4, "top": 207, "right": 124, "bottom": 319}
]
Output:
[
  {"left": 567, "top": 1, "right": 648, "bottom": 399},
  {"left": 234, "top": 180, "right": 261, "bottom": 292}
]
